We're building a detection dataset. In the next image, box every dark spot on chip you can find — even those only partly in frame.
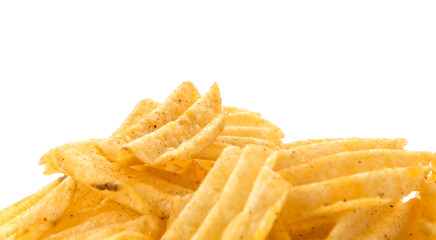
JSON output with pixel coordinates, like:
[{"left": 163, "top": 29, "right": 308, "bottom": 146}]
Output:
[{"left": 91, "top": 183, "right": 119, "bottom": 191}]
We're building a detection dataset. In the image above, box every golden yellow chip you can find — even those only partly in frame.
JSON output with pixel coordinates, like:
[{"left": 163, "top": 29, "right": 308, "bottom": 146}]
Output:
[
  {"left": 281, "top": 166, "right": 429, "bottom": 221},
  {"left": 119, "top": 83, "right": 222, "bottom": 165},
  {"left": 161, "top": 147, "right": 241, "bottom": 240},
  {"left": 272, "top": 138, "right": 408, "bottom": 171},
  {"left": 326, "top": 202, "right": 400, "bottom": 240},
  {"left": 3, "top": 81, "right": 436, "bottom": 240},
  {"left": 0, "top": 177, "right": 76, "bottom": 240},
  {"left": 111, "top": 98, "right": 160, "bottom": 137},
  {"left": 191, "top": 145, "right": 274, "bottom": 240},
  {"left": 152, "top": 112, "right": 227, "bottom": 165},
  {"left": 220, "top": 126, "right": 283, "bottom": 145},
  {"left": 222, "top": 106, "right": 261, "bottom": 116},
  {"left": 279, "top": 149, "right": 433, "bottom": 186},
  {"left": 54, "top": 143, "right": 191, "bottom": 217},
  {"left": 226, "top": 112, "right": 285, "bottom": 138},
  {"left": 98, "top": 81, "right": 201, "bottom": 160},
  {"left": 329, "top": 199, "right": 419, "bottom": 240},
  {"left": 283, "top": 138, "right": 345, "bottom": 149},
  {"left": 0, "top": 176, "right": 64, "bottom": 226},
  {"left": 221, "top": 166, "right": 291, "bottom": 240},
  {"left": 43, "top": 208, "right": 140, "bottom": 240}
]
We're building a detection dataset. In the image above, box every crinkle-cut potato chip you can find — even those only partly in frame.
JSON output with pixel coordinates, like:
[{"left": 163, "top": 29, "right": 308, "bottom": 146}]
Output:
[
  {"left": 326, "top": 201, "right": 401, "bottom": 240},
  {"left": 111, "top": 98, "right": 160, "bottom": 137},
  {"left": 220, "top": 126, "right": 283, "bottom": 146},
  {"left": 103, "top": 231, "right": 151, "bottom": 240},
  {"left": 44, "top": 210, "right": 141, "bottom": 240},
  {"left": 191, "top": 140, "right": 230, "bottom": 160},
  {"left": 98, "top": 81, "right": 201, "bottom": 161},
  {"left": 296, "top": 197, "right": 393, "bottom": 221},
  {"left": 63, "top": 182, "right": 107, "bottom": 213},
  {"left": 191, "top": 145, "right": 274, "bottom": 240},
  {"left": 397, "top": 199, "right": 425, "bottom": 240},
  {"left": 4, "top": 81, "right": 436, "bottom": 240},
  {"left": 344, "top": 198, "right": 420, "bottom": 240},
  {"left": 420, "top": 179, "right": 436, "bottom": 221},
  {"left": 279, "top": 149, "right": 433, "bottom": 186},
  {"left": 283, "top": 138, "right": 345, "bottom": 149},
  {"left": 226, "top": 112, "right": 285, "bottom": 138},
  {"left": 39, "top": 139, "right": 103, "bottom": 175},
  {"left": 195, "top": 159, "right": 215, "bottom": 171},
  {"left": 54, "top": 142, "right": 191, "bottom": 217},
  {"left": 0, "top": 176, "right": 64, "bottom": 226},
  {"left": 278, "top": 216, "right": 335, "bottom": 240},
  {"left": 152, "top": 112, "right": 227, "bottom": 165},
  {"left": 281, "top": 166, "right": 429, "bottom": 221},
  {"left": 267, "top": 218, "right": 292, "bottom": 240},
  {"left": 0, "top": 176, "right": 75, "bottom": 240},
  {"left": 222, "top": 106, "right": 261, "bottom": 116},
  {"left": 216, "top": 136, "right": 278, "bottom": 149},
  {"left": 40, "top": 200, "right": 130, "bottom": 239},
  {"left": 418, "top": 179, "right": 436, "bottom": 237},
  {"left": 271, "top": 137, "right": 408, "bottom": 171},
  {"left": 133, "top": 159, "right": 210, "bottom": 190},
  {"left": 161, "top": 147, "right": 242, "bottom": 240},
  {"left": 119, "top": 83, "right": 222, "bottom": 165},
  {"left": 221, "top": 166, "right": 291, "bottom": 240}
]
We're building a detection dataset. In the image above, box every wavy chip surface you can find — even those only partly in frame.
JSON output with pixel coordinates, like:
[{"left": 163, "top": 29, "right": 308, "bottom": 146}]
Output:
[{"left": 1, "top": 81, "right": 435, "bottom": 240}]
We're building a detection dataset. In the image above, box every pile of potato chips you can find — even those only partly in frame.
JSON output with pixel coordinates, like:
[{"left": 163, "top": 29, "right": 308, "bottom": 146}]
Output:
[{"left": 1, "top": 81, "right": 435, "bottom": 240}]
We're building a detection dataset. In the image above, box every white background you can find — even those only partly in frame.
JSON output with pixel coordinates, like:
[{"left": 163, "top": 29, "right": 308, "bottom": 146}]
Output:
[{"left": 0, "top": 1, "right": 435, "bottom": 209}]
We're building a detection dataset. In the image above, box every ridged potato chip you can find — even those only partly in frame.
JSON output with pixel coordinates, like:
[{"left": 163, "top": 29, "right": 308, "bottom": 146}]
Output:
[{"left": 2, "top": 81, "right": 436, "bottom": 240}]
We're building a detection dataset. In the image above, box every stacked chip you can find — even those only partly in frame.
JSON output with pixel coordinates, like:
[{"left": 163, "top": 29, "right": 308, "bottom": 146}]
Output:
[{"left": 0, "top": 81, "right": 435, "bottom": 240}]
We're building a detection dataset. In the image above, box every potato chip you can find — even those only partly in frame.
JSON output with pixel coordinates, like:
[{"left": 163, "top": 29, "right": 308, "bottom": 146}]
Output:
[
  {"left": 64, "top": 182, "right": 107, "bottom": 213},
  {"left": 98, "top": 81, "right": 201, "bottom": 160},
  {"left": 55, "top": 146, "right": 191, "bottom": 217},
  {"left": 119, "top": 83, "right": 222, "bottom": 165},
  {"left": 4, "top": 81, "right": 436, "bottom": 240},
  {"left": 279, "top": 149, "right": 433, "bottom": 186},
  {"left": 103, "top": 231, "right": 152, "bottom": 240},
  {"left": 397, "top": 198, "right": 424, "bottom": 240},
  {"left": 283, "top": 216, "right": 335, "bottom": 240},
  {"left": 226, "top": 112, "right": 284, "bottom": 138},
  {"left": 326, "top": 202, "right": 401, "bottom": 240},
  {"left": 191, "top": 145, "right": 274, "bottom": 240},
  {"left": 111, "top": 98, "right": 160, "bottom": 137},
  {"left": 39, "top": 139, "right": 103, "bottom": 175},
  {"left": 216, "top": 136, "right": 278, "bottom": 149},
  {"left": 220, "top": 126, "right": 283, "bottom": 145},
  {"left": 283, "top": 138, "right": 345, "bottom": 149},
  {"left": 222, "top": 106, "right": 261, "bottom": 116},
  {"left": 419, "top": 220, "right": 436, "bottom": 237},
  {"left": 267, "top": 218, "right": 292, "bottom": 240},
  {"left": 41, "top": 200, "right": 128, "bottom": 238},
  {"left": 161, "top": 147, "right": 242, "bottom": 240},
  {"left": 301, "top": 197, "right": 393, "bottom": 220},
  {"left": 349, "top": 199, "right": 419, "bottom": 240},
  {"left": 272, "top": 138, "right": 408, "bottom": 171},
  {"left": 281, "top": 166, "right": 429, "bottom": 221},
  {"left": 152, "top": 112, "right": 227, "bottom": 165},
  {"left": 192, "top": 129, "right": 281, "bottom": 161},
  {"left": 191, "top": 141, "right": 230, "bottom": 160},
  {"left": 221, "top": 166, "right": 291, "bottom": 240},
  {"left": 418, "top": 179, "right": 436, "bottom": 237},
  {"left": 43, "top": 208, "right": 140, "bottom": 240},
  {"left": 419, "top": 179, "right": 436, "bottom": 221},
  {"left": 0, "top": 177, "right": 76, "bottom": 240},
  {"left": 0, "top": 176, "right": 64, "bottom": 226},
  {"left": 134, "top": 159, "right": 210, "bottom": 190}
]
